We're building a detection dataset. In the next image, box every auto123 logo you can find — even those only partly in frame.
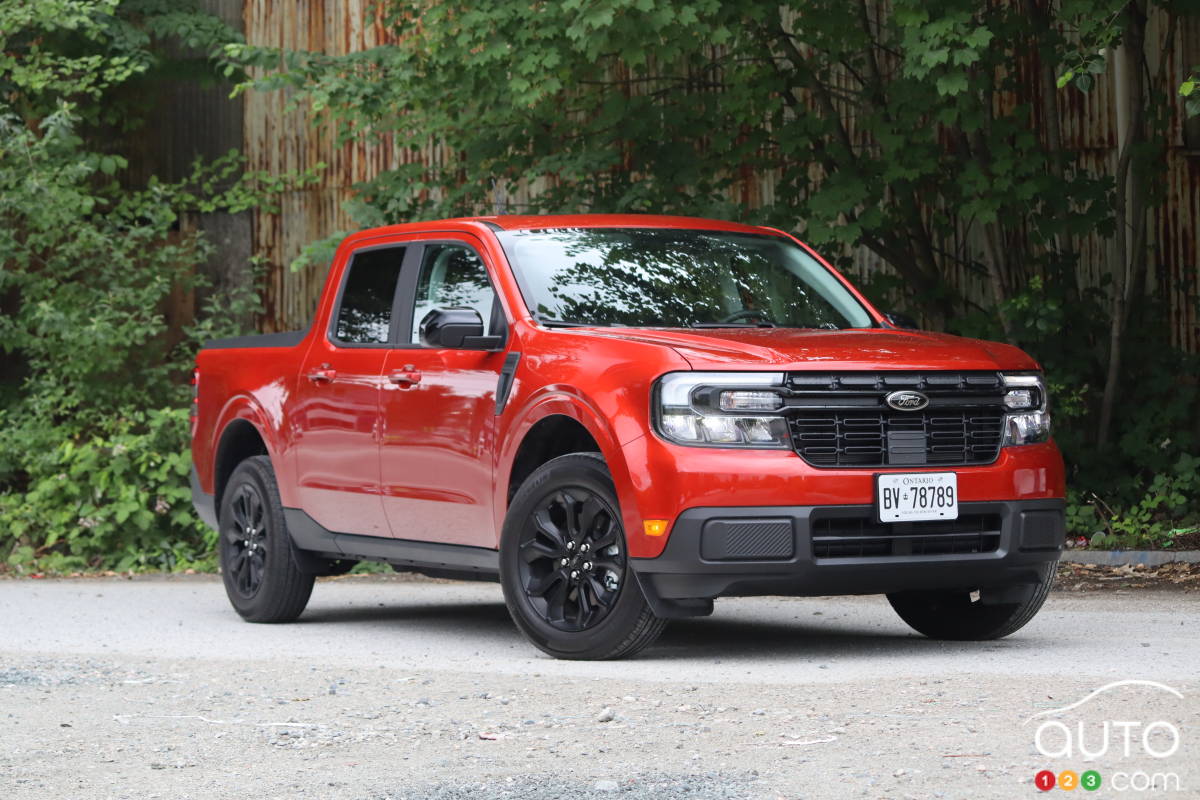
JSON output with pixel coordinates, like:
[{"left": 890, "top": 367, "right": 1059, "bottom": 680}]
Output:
[{"left": 1024, "top": 680, "right": 1188, "bottom": 793}]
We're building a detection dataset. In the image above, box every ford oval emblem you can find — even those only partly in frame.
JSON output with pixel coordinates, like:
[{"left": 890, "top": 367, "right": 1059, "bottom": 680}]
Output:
[{"left": 885, "top": 390, "right": 929, "bottom": 412}]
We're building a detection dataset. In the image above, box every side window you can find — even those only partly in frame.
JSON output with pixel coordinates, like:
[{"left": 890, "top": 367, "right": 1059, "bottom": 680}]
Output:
[
  {"left": 333, "top": 246, "right": 406, "bottom": 344},
  {"left": 410, "top": 244, "right": 500, "bottom": 343}
]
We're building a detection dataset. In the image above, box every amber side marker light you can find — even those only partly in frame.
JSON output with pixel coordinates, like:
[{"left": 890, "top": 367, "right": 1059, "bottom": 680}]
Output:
[{"left": 643, "top": 520, "right": 669, "bottom": 537}]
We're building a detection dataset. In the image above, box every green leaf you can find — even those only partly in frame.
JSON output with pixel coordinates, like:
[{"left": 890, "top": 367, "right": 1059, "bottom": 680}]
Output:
[{"left": 935, "top": 73, "right": 969, "bottom": 97}]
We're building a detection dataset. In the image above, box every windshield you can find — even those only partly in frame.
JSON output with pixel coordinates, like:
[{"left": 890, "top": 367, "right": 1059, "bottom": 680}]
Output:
[{"left": 496, "top": 228, "right": 874, "bottom": 329}]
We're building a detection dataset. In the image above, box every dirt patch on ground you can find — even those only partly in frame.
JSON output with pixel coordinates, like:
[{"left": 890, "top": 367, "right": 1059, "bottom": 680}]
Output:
[{"left": 1055, "top": 561, "right": 1200, "bottom": 592}]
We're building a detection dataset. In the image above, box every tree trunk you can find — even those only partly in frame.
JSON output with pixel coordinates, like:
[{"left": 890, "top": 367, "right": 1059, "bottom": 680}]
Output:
[
  {"left": 981, "top": 221, "right": 1014, "bottom": 341},
  {"left": 1097, "top": 2, "right": 1147, "bottom": 446}
]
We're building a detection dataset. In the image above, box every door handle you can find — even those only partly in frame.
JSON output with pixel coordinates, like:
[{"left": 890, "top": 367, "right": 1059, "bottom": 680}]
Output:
[
  {"left": 388, "top": 366, "right": 422, "bottom": 386},
  {"left": 306, "top": 366, "right": 337, "bottom": 383}
]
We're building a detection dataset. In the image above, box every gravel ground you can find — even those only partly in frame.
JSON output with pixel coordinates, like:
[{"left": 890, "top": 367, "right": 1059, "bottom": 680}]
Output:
[{"left": 1, "top": 576, "right": 1197, "bottom": 799}]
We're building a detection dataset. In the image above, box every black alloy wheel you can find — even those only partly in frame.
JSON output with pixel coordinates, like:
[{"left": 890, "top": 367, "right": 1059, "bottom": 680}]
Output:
[
  {"left": 222, "top": 481, "right": 269, "bottom": 599},
  {"left": 500, "top": 453, "right": 667, "bottom": 660},
  {"left": 517, "top": 487, "right": 626, "bottom": 632}
]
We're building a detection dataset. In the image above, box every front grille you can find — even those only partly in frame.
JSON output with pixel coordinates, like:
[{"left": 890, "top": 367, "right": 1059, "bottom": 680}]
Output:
[
  {"left": 786, "top": 371, "right": 1006, "bottom": 468},
  {"left": 811, "top": 513, "right": 1002, "bottom": 559}
]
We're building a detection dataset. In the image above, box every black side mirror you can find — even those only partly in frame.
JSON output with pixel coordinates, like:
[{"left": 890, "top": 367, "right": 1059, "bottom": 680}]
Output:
[
  {"left": 420, "top": 308, "right": 503, "bottom": 349},
  {"left": 884, "top": 311, "right": 920, "bottom": 330}
]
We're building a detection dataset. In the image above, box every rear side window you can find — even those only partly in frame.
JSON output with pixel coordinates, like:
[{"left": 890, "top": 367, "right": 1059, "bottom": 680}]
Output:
[{"left": 333, "top": 247, "right": 406, "bottom": 344}]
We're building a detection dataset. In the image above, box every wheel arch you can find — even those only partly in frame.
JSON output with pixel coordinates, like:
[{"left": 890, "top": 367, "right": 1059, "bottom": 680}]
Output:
[
  {"left": 506, "top": 415, "right": 602, "bottom": 506},
  {"left": 211, "top": 402, "right": 276, "bottom": 510},
  {"left": 496, "top": 393, "right": 646, "bottom": 553}
]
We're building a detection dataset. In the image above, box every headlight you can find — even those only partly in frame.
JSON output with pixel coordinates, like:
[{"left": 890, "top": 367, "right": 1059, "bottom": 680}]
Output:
[
  {"left": 1001, "top": 373, "right": 1051, "bottom": 445},
  {"left": 654, "top": 372, "right": 791, "bottom": 448}
]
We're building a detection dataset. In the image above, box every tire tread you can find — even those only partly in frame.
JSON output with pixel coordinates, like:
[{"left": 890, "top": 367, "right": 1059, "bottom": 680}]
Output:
[
  {"left": 220, "top": 456, "right": 314, "bottom": 623},
  {"left": 887, "top": 561, "right": 1056, "bottom": 641}
]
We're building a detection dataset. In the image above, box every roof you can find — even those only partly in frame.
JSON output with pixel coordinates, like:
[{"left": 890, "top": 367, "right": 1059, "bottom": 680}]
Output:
[
  {"left": 454, "top": 214, "right": 775, "bottom": 234},
  {"left": 345, "top": 213, "right": 781, "bottom": 241},
  {"left": 337, "top": 214, "right": 792, "bottom": 255}
]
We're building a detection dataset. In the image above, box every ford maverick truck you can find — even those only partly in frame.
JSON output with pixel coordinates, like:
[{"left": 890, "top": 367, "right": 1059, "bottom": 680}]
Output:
[{"left": 191, "top": 214, "right": 1065, "bottom": 660}]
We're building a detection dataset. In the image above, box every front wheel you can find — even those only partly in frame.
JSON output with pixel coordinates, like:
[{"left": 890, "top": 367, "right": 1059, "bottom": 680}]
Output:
[
  {"left": 500, "top": 453, "right": 666, "bottom": 660},
  {"left": 886, "top": 562, "right": 1056, "bottom": 640},
  {"left": 218, "top": 456, "right": 314, "bottom": 623}
]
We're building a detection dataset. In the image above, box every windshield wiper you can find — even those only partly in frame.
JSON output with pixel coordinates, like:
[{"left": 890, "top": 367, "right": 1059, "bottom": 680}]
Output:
[{"left": 535, "top": 315, "right": 598, "bottom": 328}]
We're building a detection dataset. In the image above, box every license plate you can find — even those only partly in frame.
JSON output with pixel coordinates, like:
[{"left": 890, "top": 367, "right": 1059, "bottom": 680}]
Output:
[{"left": 876, "top": 472, "right": 959, "bottom": 523}]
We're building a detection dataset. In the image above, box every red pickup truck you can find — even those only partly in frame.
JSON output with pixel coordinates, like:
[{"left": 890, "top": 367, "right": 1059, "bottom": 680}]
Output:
[{"left": 191, "top": 214, "right": 1064, "bottom": 660}]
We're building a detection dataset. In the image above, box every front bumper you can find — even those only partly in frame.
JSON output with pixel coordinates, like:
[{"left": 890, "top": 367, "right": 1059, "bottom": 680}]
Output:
[
  {"left": 618, "top": 435, "right": 1066, "bottom": 558},
  {"left": 630, "top": 498, "right": 1063, "bottom": 617}
]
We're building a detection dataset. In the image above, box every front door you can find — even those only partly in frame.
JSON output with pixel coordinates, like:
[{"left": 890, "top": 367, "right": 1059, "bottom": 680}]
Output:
[
  {"left": 291, "top": 243, "right": 411, "bottom": 536},
  {"left": 379, "top": 238, "right": 509, "bottom": 548}
]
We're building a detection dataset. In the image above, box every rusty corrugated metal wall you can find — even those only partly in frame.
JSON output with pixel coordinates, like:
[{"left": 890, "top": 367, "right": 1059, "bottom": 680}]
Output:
[
  {"left": 244, "top": 0, "right": 387, "bottom": 330},
  {"left": 242, "top": 2, "right": 1199, "bottom": 354}
]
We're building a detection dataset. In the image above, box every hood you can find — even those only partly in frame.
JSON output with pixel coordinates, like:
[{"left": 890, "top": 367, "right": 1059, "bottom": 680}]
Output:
[{"left": 570, "top": 327, "right": 1040, "bottom": 373}]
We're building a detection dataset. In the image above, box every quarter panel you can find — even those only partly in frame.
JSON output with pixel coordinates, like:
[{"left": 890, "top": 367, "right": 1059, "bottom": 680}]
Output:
[{"left": 194, "top": 343, "right": 306, "bottom": 507}]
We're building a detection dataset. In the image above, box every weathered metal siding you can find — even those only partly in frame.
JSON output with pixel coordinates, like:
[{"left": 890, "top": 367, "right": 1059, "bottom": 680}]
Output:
[
  {"left": 119, "top": 0, "right": 245, "bottom": 188},
  {"left": 1159, "top": 15, "right": 1200, "bottom": 354},
  {"left": 243, "top": 2, "right": 1199, "bottom": 353},
  {"left": 243, "top": 0, "right": 393, "bottom": 330}
]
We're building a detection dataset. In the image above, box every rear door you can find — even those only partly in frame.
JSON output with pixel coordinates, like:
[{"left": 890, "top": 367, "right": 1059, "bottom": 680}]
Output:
[
  {"left": 379, "top": 237, "right": 511, "bottom": 547},
  {"left": 291, "top": 243, "right": 414, "bottom": 536}
]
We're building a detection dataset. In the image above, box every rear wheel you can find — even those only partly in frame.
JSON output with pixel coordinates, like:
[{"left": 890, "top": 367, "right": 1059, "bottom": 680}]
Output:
[
  {"left": 886, "top": 562, "right": 1056, "bottom": 640},
  {"left": 218, "top": 456, "right": 314, "bottom": 622},
  {"left": 500, "top": 453, "right": 666, "bottom": 660}
]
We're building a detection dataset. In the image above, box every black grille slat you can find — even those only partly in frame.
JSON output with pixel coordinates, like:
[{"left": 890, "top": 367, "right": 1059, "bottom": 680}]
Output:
[
  {"left": 786, "top": 371, "right": 1006, "bottom": 468},
  {"left": 811, "top": 513, "right": 1002, "bottom": 559},
  {"left": 910, "top": 535, "right": 1001, "bottom": 556}
]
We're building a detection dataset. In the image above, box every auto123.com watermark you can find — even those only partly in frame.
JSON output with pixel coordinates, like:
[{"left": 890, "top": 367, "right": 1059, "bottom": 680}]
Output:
[{"left": 1024, "top": 680, "right": 1188, "bottom": 793}]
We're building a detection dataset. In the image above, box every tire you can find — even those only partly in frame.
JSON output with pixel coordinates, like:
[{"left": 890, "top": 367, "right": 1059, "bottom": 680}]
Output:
[
  {"left": 500, "top": 453, "right": 667, "bottom": 660},
  {"left": 886, "top": 561, "right": 1056, "bottom": 641},
  {"left": 217, "top": 456, "right": 315, "bottom": 623}
]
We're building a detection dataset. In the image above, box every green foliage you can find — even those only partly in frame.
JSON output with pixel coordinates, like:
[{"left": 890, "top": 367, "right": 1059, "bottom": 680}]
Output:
[
  {"left": 0, "top": 0, "right": 240, "bottom": 128},
  {"left": 967, "top": 274, "right": 1200, "bottom": 528},
  {"left": 1069, "top": 455, "right": 1200, "bottom": 549},
  {"left": 0, "top": 409, "right": 215, "bottom": 573},
  {"left": 1181, "top": 68, "right": 1200, "bottom": 117},
  {"left": 0, "top": 0, "right": 314, "bottom": 572},
  {"left": 0, "top": 104, "right": 270, "bottom": 570}
]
